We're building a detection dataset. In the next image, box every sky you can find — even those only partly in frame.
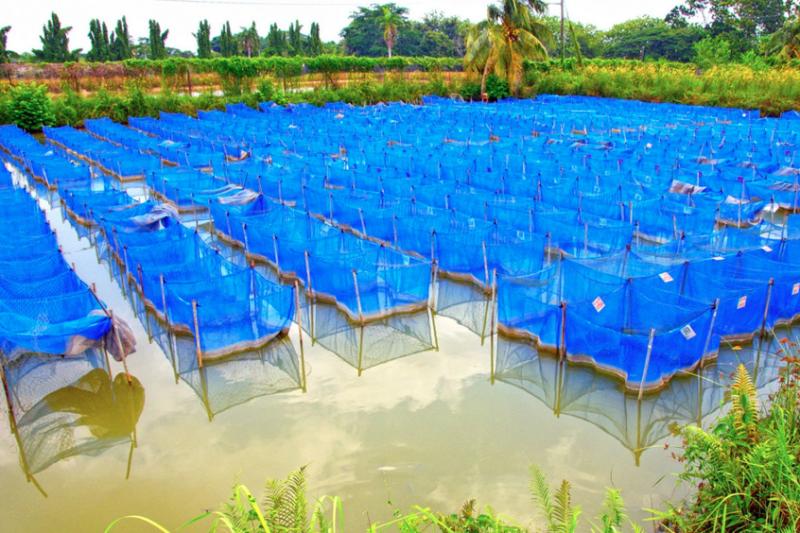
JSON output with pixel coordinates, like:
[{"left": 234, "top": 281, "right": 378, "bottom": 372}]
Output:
[{"left": 5, "top": 0, "right": 681, "bottom": 54}]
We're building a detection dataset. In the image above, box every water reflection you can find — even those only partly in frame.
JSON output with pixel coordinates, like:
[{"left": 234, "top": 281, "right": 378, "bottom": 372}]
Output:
[
  {"left": 0, "top": 350, "right": 144, "bottom": 495},
  {"left": 307, "top": 299, "right": 437, "bottom": 374},
  {"left": 494, "top": 332, "right": 784, "bottom": 463},
  {"left": 136, "top": 302, "right": 304, "bottom": 420}
]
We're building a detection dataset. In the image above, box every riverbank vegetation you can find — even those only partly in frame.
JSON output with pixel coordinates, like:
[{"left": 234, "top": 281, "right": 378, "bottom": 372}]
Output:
[{"left": 2, "top": 56, "right": 799, "bottom": 134}]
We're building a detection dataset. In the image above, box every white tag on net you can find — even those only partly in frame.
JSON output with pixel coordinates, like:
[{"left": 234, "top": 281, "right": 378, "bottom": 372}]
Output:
[
  {"left": 592, "top": 297, "right": 605, "bottom": 313},
  {"left": 681, "top": 324, "right": 697, "bottom": 340}
]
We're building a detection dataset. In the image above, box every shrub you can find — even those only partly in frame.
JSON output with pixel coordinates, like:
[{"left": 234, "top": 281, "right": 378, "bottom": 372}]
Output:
[
  {"left": 460, "top": 79, "right": 483, "bottom": 101},
  {"left": 9, "top": 84, "right": 55, "bottom": 132},
  {"left": 694, "top": 36, "right": 732, "bottom": 69},
  {"left": 486, "top": 74, "right": 511, "bottom": 101},
  {"left": 654, "top": 356, "right": 800, "bottom": 531},
  {"left": 256, "top": 78, "right": 276, "bottom": 102}
]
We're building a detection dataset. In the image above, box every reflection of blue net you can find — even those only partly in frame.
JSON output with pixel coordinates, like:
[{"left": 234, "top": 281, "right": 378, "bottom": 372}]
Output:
[
  {"left": 141, "top": 305, "right": 302, "bottom": 417},
  {"left": 0, "top": 168, "right": 117, "bottom": 360},
  {"left": 494, "top": 333, "right": 782, "bottom": 460},
  {"left": 2, "top": 351, "right": 143, "bottom": 478}
]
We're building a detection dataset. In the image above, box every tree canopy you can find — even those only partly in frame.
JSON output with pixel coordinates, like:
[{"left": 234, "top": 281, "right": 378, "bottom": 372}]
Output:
[{"left": 34, "top": 13, "right": 80, "bottom": 62}]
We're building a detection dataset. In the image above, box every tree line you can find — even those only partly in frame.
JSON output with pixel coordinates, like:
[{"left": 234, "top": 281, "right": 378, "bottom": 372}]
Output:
[{"left": 0, "top": 0, "right": 798, "bottom": 65}]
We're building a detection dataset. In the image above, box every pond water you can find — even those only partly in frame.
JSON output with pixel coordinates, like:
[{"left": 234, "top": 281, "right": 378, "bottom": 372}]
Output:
[{"left": 0, "top": 172, "right": 784, "bottom": 532}]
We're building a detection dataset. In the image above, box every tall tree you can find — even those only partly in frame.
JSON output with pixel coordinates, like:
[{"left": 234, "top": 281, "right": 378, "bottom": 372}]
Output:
[
  {"left": 308, "top": 22, "right": 323, "bottom": 55},
  {"left": 34, "top": 12, "right": 79, "bottom": 62},
  {"left": 465, "top": 0, "right": 551, "bottom": 95},
  {"left": 265, "top": 23, "right": 287, "bottom": 56},
  {"left": 195, "top": 19, "right": 212, "bottom": 58},
  {"left": 667, "top": 0, "right": 799, "bottom": 53},
  {"left": 218, "top": 21, "right": 237, "bottom": 57},
  {"left": 238, "top": 22, "right": 260, "bottom": 57},
  {"left": 769, "top": 7, "right": 800, "bottom": 58},
  {"left": 603, "top": 16, "right": 706, "bottom": 61},
  {"left": 381, "top": 5, "right": 402, "bottom": 57},
  {"left": 341, "top": 4, "right": 409, "bottom": 56},
  {"left": 288, "top": 20, "right": 304, "bottom": 55},
  {"left": 87, "top": 19, "right": 110, "bottom": 61},
  {"left": 109, "top": 17, "right": 132, "bottom": 60},
  {"left": 0, "top": 26, "right": 10, "bottom": 64},
  {"left": 148, "top": 19, "right": 169, "bottom": 59}
]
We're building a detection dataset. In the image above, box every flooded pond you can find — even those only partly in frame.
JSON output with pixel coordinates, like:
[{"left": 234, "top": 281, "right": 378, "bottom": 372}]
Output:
[{"left": 0, "top": 172, "right": 784, "bottom": 531}]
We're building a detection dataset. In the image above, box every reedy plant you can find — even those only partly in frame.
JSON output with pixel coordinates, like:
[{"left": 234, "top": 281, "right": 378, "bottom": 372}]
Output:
[{"left": 652, "top": 354, "right": 800, "bottom": 532}]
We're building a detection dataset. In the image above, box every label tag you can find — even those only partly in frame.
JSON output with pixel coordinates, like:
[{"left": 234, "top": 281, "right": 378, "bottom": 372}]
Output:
[
  {"left": 737, "top": 296, "right": 747, "bottom": 309},
  {"left": 681, "top": 324, "right": 697, "bottom": 340},
  {"left": 762, "top": 245, "right": 773, "bottom": 253},
  {"left": 712, "top": 256, "right": 725, "bottom": 261},
  {"left": 659, "top": 272, "right": 674, "bottom": 283},
  {"left": 592, "top": 297, "right": 606, "bottom": 313},
  {"left": 793, "top": 283, "right": 800, "bottom": 296}
]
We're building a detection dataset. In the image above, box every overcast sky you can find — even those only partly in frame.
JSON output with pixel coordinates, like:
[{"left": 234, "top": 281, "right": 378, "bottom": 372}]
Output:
[{"left": 6, "top": 0, "right": 680, "bottom": 53}]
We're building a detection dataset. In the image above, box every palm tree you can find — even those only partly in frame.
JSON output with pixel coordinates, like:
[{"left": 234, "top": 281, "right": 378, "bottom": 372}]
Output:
[
  {"left": 465, "top": 0, "right": 551, "bottom": 97},
  {"left": 768, "top": 9, "right": 800, "bottom": 60},
  {"left": 381, "top": 5, "right": 401, "bottom": 58}
]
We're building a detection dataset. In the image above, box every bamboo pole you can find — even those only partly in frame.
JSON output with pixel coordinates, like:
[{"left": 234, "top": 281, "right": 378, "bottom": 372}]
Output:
[
  {"left": 91, "top": 282, "right": 114, "bottom": 377},
  {"left": 352, "top": 269, "right": 365, "bottom": 376},
  {"left": 559, "top": 302, "right": 567, "bottom": 362},
  {"left": 760, "top": 278, "right": 775, "bottom": 339},
  {"left": 272, "top": 234, "right": 281, "bottom": 272},
  {"left": 638, "top": 328, "right": 656, "bottom": 401},
  {"left": 428, "top": 260, "right": 440, "bottom": 352},
  {"left": 489, "top": 269, "right": 497, "bottom": 385},
  {"left": 294, "top": 280, "right": 307, "bottom": 392},
  {"left": 304, "top": 250, "right": 316, "bottom": 344},
  {"left": 159, "top": 274, "right": 179, "bottom": 383},
  {"left": 109, "top": 309, "right": 132, "bottom": 385},
  {"left": 191, "top": 300, "right": 204, "bottom": 369},
  {"left": 482, "top": 241, "right": 490, "bottom": 286}
]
